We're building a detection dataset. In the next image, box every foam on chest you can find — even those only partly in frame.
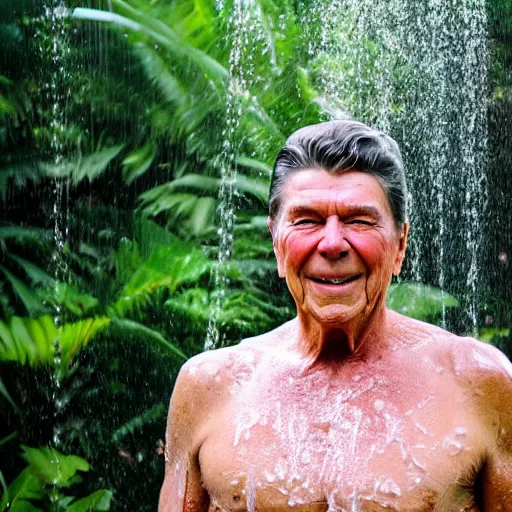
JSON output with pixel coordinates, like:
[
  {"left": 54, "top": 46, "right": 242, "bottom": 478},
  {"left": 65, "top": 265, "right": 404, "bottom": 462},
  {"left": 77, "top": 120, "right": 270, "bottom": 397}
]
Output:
[{"left": 199, "top": 369, "right": 481, "bottom": 511}]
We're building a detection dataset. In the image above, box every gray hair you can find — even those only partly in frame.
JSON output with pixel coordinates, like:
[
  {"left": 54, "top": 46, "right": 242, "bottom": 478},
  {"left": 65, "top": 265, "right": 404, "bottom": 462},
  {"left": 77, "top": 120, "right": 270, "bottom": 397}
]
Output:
[{"left": 269, "top": 120, "right": 408, "bottom": 228}]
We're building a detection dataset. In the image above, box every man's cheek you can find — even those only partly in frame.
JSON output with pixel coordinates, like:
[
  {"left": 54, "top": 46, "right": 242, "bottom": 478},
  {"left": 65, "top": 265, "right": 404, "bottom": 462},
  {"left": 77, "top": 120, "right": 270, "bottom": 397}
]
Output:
[{"left": 350, "top": 235, "right": 389, "bottom": 268}]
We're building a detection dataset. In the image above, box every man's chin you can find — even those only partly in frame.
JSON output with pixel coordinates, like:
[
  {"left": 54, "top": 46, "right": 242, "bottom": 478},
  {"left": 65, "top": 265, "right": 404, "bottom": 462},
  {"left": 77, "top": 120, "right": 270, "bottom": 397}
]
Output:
[{"left": 303, "top": 301, "right": 367, "bottom": 327}]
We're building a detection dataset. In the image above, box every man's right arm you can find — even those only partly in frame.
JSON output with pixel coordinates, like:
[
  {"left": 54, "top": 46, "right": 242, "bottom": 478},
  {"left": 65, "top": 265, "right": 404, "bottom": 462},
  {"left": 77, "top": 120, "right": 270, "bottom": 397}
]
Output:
[{"left": 158, "top": 364, "right": 210, "bottom": 512}]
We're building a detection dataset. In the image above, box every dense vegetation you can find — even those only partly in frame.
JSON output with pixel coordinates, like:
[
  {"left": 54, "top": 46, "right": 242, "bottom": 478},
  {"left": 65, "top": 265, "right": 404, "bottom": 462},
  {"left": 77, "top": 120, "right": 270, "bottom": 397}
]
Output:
[{"left": 0, "top": 0, "right": 510, "bottom": 510}]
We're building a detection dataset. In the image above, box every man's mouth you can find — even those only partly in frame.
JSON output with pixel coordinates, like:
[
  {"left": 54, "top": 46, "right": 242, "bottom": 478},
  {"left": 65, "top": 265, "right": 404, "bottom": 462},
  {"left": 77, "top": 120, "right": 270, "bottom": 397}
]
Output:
[{"left": 309, "top": 274, "right": 362, "bottom": 285}]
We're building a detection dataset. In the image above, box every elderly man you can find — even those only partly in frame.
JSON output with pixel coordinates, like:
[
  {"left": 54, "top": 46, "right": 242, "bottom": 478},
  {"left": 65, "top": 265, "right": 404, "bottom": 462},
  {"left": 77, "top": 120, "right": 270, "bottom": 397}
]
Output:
[{"left": 159, "top": 120, "right": 512, "bottom": 511}]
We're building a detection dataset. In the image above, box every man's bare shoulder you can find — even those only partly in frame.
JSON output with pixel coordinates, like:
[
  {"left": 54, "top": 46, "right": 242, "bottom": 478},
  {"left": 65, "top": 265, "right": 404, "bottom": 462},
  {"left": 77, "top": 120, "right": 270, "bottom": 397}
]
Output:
[
  {"left": 391, "top": 310, "right": 510, "bottom": 378},
  {"left": 176, "top": 320, "right": 294, "bottom": 397},
  {"left": 393, "top": 310, "right": 512, "bottom": 402}
]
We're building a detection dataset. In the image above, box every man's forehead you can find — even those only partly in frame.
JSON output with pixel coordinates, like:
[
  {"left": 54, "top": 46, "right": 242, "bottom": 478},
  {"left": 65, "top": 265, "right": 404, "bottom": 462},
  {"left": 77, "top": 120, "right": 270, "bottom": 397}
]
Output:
[{"left": 281, "top": 169, "right": 388, "bottom": 204}]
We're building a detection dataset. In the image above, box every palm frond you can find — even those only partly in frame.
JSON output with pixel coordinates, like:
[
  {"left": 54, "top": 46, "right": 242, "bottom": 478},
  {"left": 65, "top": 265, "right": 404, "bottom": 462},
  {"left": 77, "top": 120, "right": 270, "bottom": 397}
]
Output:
[
  {"left": 111, "top": 402, "right": 166, "bottom": 443},
  {"left": 109, "top": 318, "right": 187, "bottom": 360}
]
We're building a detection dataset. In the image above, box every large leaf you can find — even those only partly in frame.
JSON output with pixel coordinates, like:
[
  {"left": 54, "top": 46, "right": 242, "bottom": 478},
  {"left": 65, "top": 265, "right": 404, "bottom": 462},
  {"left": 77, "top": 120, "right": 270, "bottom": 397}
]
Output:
[
  {"left": 0, "top": 226, "right": 52, "bottom": 243},
  {"left": 73, "top": 2, "right": 228, "bottom": 82},
  {"left": 387, "top": 282, "right": 459, "bottom": 322},
  {"left": 0, "top": 316, "right": 109, "bottom": 368},
  {"left": 0, "top": 467, "right": 44, "bottom": 512},
  {"left": 59, "top": 317, "right": 111, "bottom": 368},
  {"left": 0, "top": 267, "right": 47, "bottom": 316},
  {"left": 21, "top": 446, "right": 89, "bottom": 487},
  {"left": 73, "top": 145, "right": 124, "bottom": 185},
  {"left": 66, "top": 490, "right": 113, "bottom": 512},
  {"left": 8, "top": 255, "right": 55, "bottom": 287},
  {"left": 111, "top": 241, "right": 209, "bottom": 316},
  {"left": 109, "top": 318, "right": 187, "bottom": 360},
  {"left": 0, "top": 316, "right": 57, "bottom": 366},
  {"left": 50, "top": 283, "right": 100, "bottom": 318}
]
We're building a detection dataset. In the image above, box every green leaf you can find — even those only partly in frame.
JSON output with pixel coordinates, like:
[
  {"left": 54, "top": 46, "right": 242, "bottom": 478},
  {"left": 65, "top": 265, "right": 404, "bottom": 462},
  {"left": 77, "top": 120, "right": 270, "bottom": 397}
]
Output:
[
  {"left": 73, "top": 145, "right": 124, "bottom": 185},
  {"left": 112, "top": 240, "right": 209, "bottom": 315},
  {"left": 21, "top": 446, "right": 89, "bottom": 487},
  {"left": 66, "top": 490, "right": 113, "bottom": 512},
  {"left": 0, "top": 376, "right": 19, "bottom": 413},
  {"left": 387, "top": 282, "right": 459, "bottom": 322},
  {"left": 8, "top": 255, "right": 56, "bottom": 287},
  {"left": 109, "top": 318, "right": 187, "bottom": 360},
  {"left": 122, "top": 142, "right": 157, "bottom": 184},
  {"left": 133, "top": 42, "right": 187, "bottom": 107},
  {"left": 0, "top": 467, "right": 44, "bottom": 512},
  {"left": 0, "top": 267, "right": 47, "bottom": 316},
  {"left": 235, "top": 174, "right": 269, "bottom": 203},
  {"left": 0, "top": 431, "right": 19, "bottom": 448},
  {"left": 0, "top": 316, "right": 57, "bottom": 366},
  {"left": 188, "top": 196, "right": 216, "bottom": 235},
  {"left": 236, "top": 156, "right": 272, "bottom": 177},
  {"left": 112, "top": 402, "right": 166, "bottom": 442},
  {"left": 0, "top": 226, "right": 52, "bottom": 243},
  {"left": 478, "top": 328, "right": 510, "bottom": 344},
  {"left": 59, "top": 317, "right": 111, "bottom": 367},
  {"left": 50, "top": 283, "right": 100, "bottom": 318},
  {"left": 73, "top": 3, "right": 228, "bottom": 82}
]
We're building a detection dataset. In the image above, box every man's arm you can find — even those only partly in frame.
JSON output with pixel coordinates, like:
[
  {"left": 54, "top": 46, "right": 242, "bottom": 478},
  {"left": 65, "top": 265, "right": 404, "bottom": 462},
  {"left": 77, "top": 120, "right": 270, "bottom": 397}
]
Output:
[
  {"left": 474, "top": 343, "right": 512, "bottom": 508},
  {"left": 158, "top": 364, "right": 210, "bottom": 512}
]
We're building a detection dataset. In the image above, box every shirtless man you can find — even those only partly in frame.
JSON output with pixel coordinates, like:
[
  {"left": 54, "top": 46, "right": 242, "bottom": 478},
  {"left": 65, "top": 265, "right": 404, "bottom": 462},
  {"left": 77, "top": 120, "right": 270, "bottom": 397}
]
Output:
[{"left": 159, "top": 120, "right": 512, "bottom": 511}]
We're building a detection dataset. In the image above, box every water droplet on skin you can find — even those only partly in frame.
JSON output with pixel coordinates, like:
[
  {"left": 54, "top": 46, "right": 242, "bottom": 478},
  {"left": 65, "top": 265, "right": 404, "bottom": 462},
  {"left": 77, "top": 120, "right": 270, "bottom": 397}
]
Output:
[
  {"left": 352, "top": 374, "right": 362, "bottom": 382},
  {"left": 378, "top": 477, "right": 402, "bottom": 497},
  {"left": 301, "top": 451, "right": 312, "bottom": 465},
  {"left": 455, "top": 426, "right": 467, "bottom": 436},
  {"left": 442, "top": 435, "right": 463, "bottom": 456},
  {"left": 374, "top": 399, "right": 385, "bottom": 411},
  {"left": 264, "top": 471, "right": 275, "bottom": 483}
]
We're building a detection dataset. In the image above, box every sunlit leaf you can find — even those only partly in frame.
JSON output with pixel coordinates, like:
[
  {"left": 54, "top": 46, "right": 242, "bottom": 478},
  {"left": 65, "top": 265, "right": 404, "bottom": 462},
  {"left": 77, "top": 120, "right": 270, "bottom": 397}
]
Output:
[
  {"left": 387, "top": 282, "right": 459, "bottom": 322},
  {"left": 59, "top": 317, "right": 111, "bottom": 367},
  {"left": 236, "top": 156, "right": 272, "bottom": 177},
  {"left": 0, "top": 467, "right": 44, "bottom": 512},
  {"left": 112, "top": 239, "right": 209, "bottom": 316},
  {"left": 478, "top": 328, "right": 510, "bottom": 344},
  {"left": 188, "top": 196, "right": 216, "bottom": 235},
  {"left": 21, "top": 445, "right": 89, "bottom": 487},
  {"left": 66, "top": 490, "right": 113, "bottom": 512}
]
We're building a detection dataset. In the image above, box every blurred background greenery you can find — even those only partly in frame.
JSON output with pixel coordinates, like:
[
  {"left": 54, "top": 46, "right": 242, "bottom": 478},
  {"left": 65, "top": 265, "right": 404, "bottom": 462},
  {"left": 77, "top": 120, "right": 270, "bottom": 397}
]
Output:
[{"left": 0, "top": 0, "right": 511, "bottom": 510}]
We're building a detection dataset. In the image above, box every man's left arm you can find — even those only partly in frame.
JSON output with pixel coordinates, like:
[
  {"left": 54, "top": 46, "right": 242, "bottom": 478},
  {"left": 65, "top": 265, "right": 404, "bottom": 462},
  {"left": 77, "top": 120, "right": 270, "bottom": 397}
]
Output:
[{"left": 476, "top": 343, "right": 512, "bottom": 508}]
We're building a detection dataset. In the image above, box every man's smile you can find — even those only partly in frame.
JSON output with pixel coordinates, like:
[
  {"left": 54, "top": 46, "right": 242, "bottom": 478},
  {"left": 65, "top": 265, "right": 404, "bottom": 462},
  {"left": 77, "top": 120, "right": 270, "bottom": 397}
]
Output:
[{"left": 308, "top": 273, "right": 363, "bottom": 285}]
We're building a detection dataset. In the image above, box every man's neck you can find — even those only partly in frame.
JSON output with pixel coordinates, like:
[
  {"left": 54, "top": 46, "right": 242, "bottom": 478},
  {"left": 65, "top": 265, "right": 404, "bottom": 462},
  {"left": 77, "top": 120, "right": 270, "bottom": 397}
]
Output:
[{"left": 294, "top": 305, "right": 390, "bottom": 368}]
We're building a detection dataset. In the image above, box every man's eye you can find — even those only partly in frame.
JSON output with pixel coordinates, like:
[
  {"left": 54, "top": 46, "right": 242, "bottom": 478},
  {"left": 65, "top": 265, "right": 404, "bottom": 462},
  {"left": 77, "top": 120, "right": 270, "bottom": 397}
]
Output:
[
  {"left": 294, "top": 219, "right": 318, "bottom": 226},
  {"left": 348, "top": 219, "right": 373, "bottom": 226}
]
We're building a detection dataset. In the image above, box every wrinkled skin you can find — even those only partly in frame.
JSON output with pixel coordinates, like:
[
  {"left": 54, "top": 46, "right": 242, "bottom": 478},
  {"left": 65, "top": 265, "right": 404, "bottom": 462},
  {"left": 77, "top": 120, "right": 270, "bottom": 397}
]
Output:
[{"left": 159, "top": 169, "right": 512, "bottom": 511}]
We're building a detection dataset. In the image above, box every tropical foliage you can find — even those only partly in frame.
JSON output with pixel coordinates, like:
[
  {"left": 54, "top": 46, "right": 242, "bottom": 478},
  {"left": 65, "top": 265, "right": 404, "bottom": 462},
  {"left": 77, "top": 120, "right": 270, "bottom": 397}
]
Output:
[{"left": 1, "top": 0, "right": 510, "bottom": 510}]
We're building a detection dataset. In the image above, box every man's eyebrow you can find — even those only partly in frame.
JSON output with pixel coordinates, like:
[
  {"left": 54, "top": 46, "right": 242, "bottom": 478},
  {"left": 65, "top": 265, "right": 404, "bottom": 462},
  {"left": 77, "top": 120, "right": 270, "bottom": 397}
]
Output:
[{"left": 286, "top": 204, "right": 382, "bottom": 218}]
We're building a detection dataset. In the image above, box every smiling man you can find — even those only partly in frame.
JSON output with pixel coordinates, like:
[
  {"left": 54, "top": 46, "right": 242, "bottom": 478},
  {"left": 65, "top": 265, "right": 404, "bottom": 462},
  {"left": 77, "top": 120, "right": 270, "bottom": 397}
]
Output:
[{"left": 159, "top": 120, "right": 512, "bottom": 511}]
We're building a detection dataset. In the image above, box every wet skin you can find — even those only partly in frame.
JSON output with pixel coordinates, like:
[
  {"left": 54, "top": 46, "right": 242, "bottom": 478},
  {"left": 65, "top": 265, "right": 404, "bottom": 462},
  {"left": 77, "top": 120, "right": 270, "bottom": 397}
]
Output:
[{"left": 159, "top": 170, "right": 512, "bottom": 511}]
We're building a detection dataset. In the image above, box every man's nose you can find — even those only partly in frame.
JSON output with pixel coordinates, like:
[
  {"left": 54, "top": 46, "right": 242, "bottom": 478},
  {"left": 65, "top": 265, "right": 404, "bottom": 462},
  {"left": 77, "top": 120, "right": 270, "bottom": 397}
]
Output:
[{"left": 317, "top": 217, "right": 350, "bottom": 259}]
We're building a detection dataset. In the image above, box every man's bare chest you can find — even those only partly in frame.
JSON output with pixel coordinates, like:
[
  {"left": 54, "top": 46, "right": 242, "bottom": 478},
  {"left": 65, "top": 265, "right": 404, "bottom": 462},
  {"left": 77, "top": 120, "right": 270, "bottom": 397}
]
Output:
[{"left": 199, "top": 368, "right": 484, "bottom": 511}]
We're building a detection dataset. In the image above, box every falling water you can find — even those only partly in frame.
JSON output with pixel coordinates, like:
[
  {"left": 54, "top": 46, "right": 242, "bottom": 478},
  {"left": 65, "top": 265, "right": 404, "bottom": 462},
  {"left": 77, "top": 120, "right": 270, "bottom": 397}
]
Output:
[
  {"left": 39, "top": 0, "right": 72, "bottom": 447},
  {"left": 204, "top": 0, "right": 255, "bottom": 350},
  {"left": 299, "top": 0, "right": 488, "bottom": 333}
]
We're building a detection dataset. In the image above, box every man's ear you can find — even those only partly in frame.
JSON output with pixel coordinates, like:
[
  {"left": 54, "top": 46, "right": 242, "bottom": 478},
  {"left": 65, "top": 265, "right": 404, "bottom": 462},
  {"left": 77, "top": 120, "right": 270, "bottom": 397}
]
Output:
[
  {"left": 392, "top": 221, "right": 409, "bottom": 276},
  {"left": 267, "top": 216, "right": 285, "bottom": 278}
]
